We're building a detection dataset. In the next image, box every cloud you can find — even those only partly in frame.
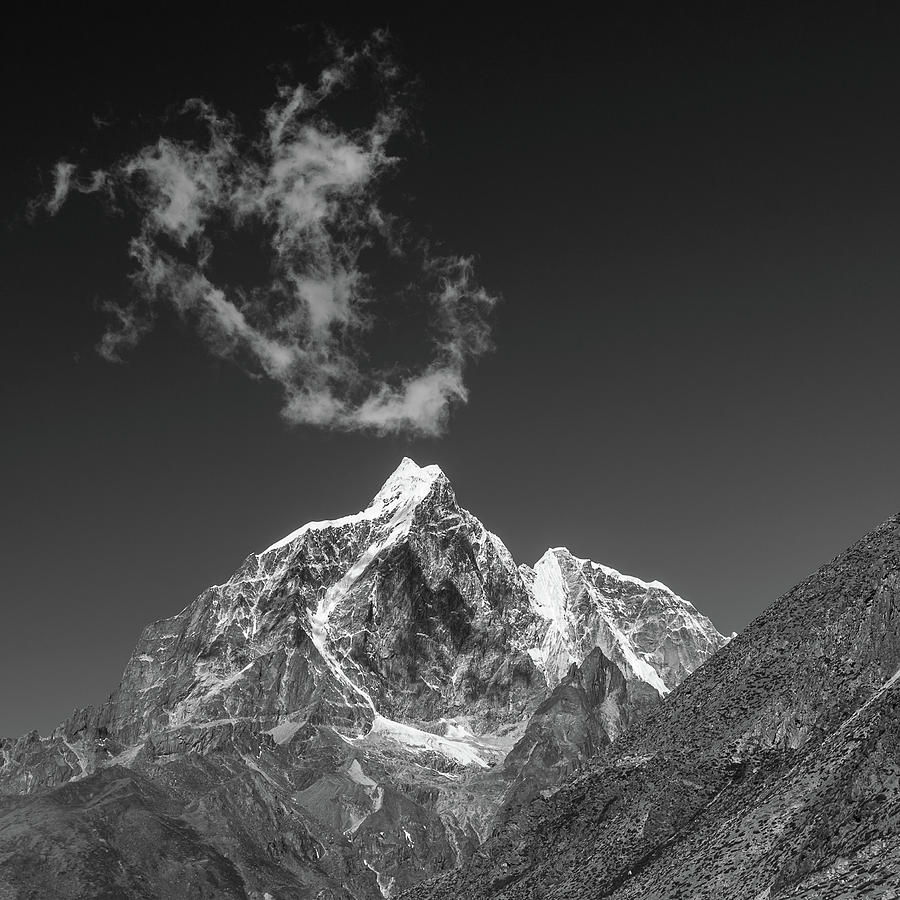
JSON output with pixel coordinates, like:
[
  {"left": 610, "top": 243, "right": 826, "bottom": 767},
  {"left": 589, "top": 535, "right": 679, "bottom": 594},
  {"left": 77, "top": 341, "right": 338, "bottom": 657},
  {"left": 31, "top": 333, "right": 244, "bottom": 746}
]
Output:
[
  {"left": 30, "top": 161, "right": 107, "bottom": 218},
  {"left": 37, "top": 33, "right": 496, "bottom": 436}
]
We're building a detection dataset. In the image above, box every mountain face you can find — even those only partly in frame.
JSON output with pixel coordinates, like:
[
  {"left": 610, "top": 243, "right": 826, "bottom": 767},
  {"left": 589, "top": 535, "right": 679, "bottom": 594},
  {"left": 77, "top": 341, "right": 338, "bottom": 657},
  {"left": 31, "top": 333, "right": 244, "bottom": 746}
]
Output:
[
  {"left": 412, "top": 513, "right": 900, "bottom": 900},
  {"left": 0, "top": 459, "right": 725, "bottom": 899},
  {"left": 525, "top": 547, "right": 726, "bottom": 715}
]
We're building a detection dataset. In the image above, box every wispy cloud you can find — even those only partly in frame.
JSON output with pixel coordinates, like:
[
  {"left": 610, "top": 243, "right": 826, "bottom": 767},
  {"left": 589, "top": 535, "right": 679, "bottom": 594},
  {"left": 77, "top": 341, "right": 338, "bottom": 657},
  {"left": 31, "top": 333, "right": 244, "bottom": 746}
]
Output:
[
  {"left": 34, "top": 33, "right": 496, "bottom": 436},
  {"left": 30, "top": 161, "right": 107, "bottom": 217}
]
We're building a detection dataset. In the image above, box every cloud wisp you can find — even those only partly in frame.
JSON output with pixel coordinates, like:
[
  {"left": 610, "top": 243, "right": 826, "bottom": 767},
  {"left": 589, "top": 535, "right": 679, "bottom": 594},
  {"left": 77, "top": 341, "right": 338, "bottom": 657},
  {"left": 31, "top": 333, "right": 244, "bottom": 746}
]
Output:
[{"left": 36, "top": 35, "right": 496, "bottom": 436}]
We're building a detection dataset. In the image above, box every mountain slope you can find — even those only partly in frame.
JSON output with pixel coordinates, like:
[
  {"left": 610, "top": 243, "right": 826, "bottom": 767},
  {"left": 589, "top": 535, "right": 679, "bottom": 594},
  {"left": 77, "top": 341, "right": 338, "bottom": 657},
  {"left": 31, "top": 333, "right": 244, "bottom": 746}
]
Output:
[
  {"left": 411, "top": 512, "right": 900, "bottom": 899},
  {"left": 0, "top": 459, "right": 726, "bottom": 898}
]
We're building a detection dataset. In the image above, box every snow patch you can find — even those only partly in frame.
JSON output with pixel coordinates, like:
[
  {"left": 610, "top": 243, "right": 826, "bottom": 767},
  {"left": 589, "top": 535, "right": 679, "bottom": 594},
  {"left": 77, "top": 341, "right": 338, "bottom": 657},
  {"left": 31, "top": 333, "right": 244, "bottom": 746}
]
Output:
[
  {"left": 363, "top": 859, "right": 396, "bottom": 898},
  {"left": 531, "top": 550, "right": 572, "bottom": 640},
  {"left": 362, "top": 714, "right": 492, "bottom": 768},
  {"left": 606, "top": 620, "right": 669, "bottom": 696},
  {"left": 346, "top": 759, "right": 378, "bottom": 788},
  {"left": 104, "top": 742, "right": 144, "bottom": 768},
  {"left": 61, "top": 739, "right": 89, "bottom": 780},
  {"left": 265, "top": 720, "right": 302, "bottom": 745}
]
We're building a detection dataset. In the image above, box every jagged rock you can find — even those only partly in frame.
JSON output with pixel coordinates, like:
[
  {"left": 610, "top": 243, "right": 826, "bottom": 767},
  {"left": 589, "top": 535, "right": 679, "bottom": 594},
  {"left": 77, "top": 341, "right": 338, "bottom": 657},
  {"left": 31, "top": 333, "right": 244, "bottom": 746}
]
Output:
[{"left": 494, "top": 646, "right": 630, "bottom": 819}]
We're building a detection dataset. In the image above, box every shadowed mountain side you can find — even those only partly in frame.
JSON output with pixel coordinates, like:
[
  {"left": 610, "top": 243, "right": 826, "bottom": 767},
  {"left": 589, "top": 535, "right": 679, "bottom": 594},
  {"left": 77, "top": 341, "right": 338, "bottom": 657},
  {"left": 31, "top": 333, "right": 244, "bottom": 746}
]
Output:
[{"left": 493, "top": 648, "right": 631, "bottom": 821}]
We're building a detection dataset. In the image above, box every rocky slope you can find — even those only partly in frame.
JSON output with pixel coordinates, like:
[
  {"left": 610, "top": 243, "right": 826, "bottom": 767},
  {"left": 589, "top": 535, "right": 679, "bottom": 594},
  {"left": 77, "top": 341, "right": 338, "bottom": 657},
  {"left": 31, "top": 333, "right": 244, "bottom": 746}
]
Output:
[
  {"left": 0, "top": 459, "right": 725, "bottom": 899},
  {"left": 410, "top": 512, "right": 900, "bottom": 899}
]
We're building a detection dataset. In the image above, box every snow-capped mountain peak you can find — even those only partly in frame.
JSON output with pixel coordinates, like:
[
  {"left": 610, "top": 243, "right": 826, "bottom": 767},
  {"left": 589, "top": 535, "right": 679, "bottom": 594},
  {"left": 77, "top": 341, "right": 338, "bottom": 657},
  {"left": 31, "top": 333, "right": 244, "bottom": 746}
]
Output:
[
  {"left": 545, "top": 546, "right": 671, "bottom": 592},
  {"left": 0, "top": 458, "right": 728, "bottom": 899},
  {"left": 376, "top": 456, "right": 446, "bottom": 496},
  {"left": 263, "top": 457, "right": 447, "bottom": 553},
  {"left": 526, "top": 546, "right": 726, "bottom": 699}
]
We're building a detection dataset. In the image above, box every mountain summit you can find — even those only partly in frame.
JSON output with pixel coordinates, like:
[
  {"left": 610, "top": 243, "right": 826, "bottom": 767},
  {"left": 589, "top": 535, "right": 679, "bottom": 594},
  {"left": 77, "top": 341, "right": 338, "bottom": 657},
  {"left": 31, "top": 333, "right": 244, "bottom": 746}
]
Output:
[
  {"left": 263, "top": 458, "right": 448, "bottom": 554},
  {"left": 0, "top": 459, "right": 726, "bottom": 898}
]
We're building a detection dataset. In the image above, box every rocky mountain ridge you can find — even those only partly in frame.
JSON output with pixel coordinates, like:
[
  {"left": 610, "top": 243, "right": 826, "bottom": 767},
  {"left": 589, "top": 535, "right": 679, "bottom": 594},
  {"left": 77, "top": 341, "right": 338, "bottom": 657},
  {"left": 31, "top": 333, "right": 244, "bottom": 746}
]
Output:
[{"left": 0, "top": 458, "right": 726, "bottom": 898}]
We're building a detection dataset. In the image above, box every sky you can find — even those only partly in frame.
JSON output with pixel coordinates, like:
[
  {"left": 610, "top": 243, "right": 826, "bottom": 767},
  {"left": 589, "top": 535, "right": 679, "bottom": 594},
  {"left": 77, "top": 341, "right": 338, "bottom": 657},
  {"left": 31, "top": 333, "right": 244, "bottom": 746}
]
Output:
[{"left": 3, "top": 8, "right": 900, "bottom": 737}]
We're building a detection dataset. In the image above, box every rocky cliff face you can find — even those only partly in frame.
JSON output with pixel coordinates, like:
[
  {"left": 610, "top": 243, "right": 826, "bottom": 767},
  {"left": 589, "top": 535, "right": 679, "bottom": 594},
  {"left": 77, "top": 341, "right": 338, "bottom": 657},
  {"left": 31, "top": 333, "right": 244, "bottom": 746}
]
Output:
[
  {"left": 0, "top": 459, "right": 726, "bottom": 899},
  {"left": 412, "top": 512, "right": 900, "bottom": 900}
]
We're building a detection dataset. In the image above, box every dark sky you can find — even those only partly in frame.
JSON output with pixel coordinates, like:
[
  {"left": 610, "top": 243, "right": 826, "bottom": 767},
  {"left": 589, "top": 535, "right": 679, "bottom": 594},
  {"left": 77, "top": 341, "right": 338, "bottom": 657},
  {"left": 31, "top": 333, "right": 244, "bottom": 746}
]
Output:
[{"left": 3, "top": 8, "right": 900, "bottom": 738}]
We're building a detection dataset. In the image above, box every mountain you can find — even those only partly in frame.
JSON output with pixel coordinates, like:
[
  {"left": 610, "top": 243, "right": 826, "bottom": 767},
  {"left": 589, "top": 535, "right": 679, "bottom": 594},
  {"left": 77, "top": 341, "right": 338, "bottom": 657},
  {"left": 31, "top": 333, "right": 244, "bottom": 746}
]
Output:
[
  {"left": 524, "top": 547, "right": 725, "bottom": 714},
  {"left": 0, "top": 458, "right": 725, "bottom": 899},
  {"left": 411, "top": 512, "right": 900, "bottom": 899}
]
